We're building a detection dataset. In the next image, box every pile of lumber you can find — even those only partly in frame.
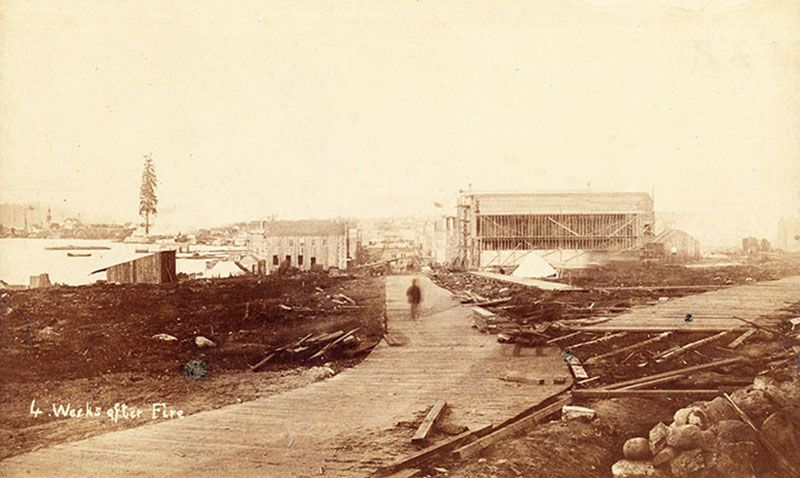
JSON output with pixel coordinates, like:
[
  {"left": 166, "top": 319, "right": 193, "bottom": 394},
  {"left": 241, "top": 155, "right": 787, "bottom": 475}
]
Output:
[
  {"left": 473, "top": 306, "right": 552, "bottom": 346},
  {"left": 471, "top": 307, "right": 529, "bottom": 334},
  {"left": 455, "top": 290, "right": 511, "bottom": 308},
  {"left": 251, "top": 328, "right": 361, "bottom": 371},
  {"left": 455, "top": 290, "right": 488, "bottom": 304}
]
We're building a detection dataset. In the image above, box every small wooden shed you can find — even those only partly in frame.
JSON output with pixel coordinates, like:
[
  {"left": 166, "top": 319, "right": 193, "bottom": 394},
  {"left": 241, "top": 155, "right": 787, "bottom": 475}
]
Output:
[{"left": 92, "top": 250, "right": 177, "bottom": 284}]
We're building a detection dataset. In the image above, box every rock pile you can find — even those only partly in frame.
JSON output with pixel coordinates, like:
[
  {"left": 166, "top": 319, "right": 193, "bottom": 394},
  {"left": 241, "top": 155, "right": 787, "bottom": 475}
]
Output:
[{"left": 612, "top": 377, "right": 800, "bottom": 478}]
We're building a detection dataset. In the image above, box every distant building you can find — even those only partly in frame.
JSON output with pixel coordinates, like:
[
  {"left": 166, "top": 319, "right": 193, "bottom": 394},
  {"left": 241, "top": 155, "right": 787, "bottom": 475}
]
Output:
[
  {"left": 456, "top": 190, "right": 655, "bottom": 269},
  {"left": 92, "top": 250, "right": 177, "bottom": 284},
  {"left": 431, "top": 216, "right": 459, "bottom": 265},
  {"left": 777, "top": 217, "right": 800, "bottom": 252},
  {"left": 653, "top": 229, "right": 701, "bottom": 259},
  {"left": 246, "top": 220, "right": 350, "bottom": 272}
]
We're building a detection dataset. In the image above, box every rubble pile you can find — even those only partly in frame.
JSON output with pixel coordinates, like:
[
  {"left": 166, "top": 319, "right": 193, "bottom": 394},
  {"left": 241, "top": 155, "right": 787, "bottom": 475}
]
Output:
[
  {"left": 430, "top": 269, "right": 746, "bottom": 346},
  {"left": 612, "top": 377, "right": 800, "bottom": 478}
]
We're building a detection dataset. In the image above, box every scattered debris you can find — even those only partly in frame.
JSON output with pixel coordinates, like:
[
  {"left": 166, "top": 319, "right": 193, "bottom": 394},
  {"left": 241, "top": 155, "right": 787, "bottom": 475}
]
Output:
[
  {"left": 561, "top": 405, "right": 596, "bottom": 421},
  {"left": 152, "top": 333, "right": 178, "bottom": 341},
  {"left": 250, "top": 327, "right": 364, "bottom": 371},
  {"left": 373, "top": 425, "right": 494, "bottom": 477},
  {"left": 585, "top": 332, "right": 671, "bottom": 364},
  {"left": 653, "top": 331, "right": 730, "bottom": 362},
  {"left": 453, "top": 394, "right": 572, "bottom": 460},
  {"left": 194, "top": 336, "right": 216, "bottom": 348},
  {"left": 304, "top": 365, "right": 335, "bottom": 381}
]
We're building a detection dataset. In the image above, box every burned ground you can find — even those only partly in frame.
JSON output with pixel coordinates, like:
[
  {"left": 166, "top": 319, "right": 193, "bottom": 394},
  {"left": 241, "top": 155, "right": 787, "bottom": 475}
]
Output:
[{"left": 0, "top": 274, "right": 385, "bottom": 459}]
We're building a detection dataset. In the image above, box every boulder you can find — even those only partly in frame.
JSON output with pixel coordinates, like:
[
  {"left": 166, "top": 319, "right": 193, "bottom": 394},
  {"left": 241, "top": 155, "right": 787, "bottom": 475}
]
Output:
[
  {"left": 652, "top": 446, "right": 677, "bottom": 467},
  {"left": 714, "top": 419, "right": 756, "bottom": 444},
  {"left": 687, "top": 408, "right": 709, "bottom": 429},
  {"left": 764, "top": 381, "right": 800, "bottom": 409},
  {"left": 730, "top": 389, "right": 775, "bottom": 426},
  {"left": 702, "top": 396, "right": 737, "bottom": 424},
  {"left": 674, "top": 406, "right": 703, "bottom": 426},
  {"left": 698, "top": 430, "right": 716, "bottom": 451},
  {"left": 611, "top": 460, "right": 666, "bottom": 478},
  {"left": 649, "top": 422, "right": 670, "bottom": 455},
  {"left": 713, "top": 441, "right": 759, "bottom": 478},
  {"left": 752, "top": 375, "right": 778, "bottom": 391},
  {"left": 761, "top": 409, "right": 800, "bottom": 471},
  {"left": 623, "top": 438, "right": 651, "bottom": 460},
  {"left": 666, "top": 424, "right": 704, "bottom": 450},
  {"left": 670, "top": 449, "right": 705, "bottom": 478}
]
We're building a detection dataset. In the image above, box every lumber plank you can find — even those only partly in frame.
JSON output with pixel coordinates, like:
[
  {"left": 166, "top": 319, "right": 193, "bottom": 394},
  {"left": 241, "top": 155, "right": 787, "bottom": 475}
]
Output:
[
  {"left": 585, "top": 332, "right": 671, "bottom": 364},
  {"left": 618, "top": 375, "right": 686, "bottom": 390},
  {"left": 727, "top": 328, "right": 757, "bottom": 349},
  {"left": 546, "top": 331, "right": 582, "bottom": 344},
  {"left": 577, "top": 325, "right": 746, "bottom": 332},
  {"left": 249, "top": 352, "right": 276, "bottom": 372},
  {"left": 372, "top": 424, "right": 493, "bottom": 477},
  {"left": 453, "top": 395, "right": 572, "bottom": 460},
  {"left": 604, "top": 356, "right": 746, "bottom": 390},
  {"left": 654, "top": 331, "right": 729, "bottom": 362},
  {"left": 472, "top": 297, "right": 512, "bottom": 307},
  {"left": 383, "top": 469, "right": 422, "bottom": 478},
  {"left": 731, "top": 316, "right": 788, "bottom": 337},
  {"left": 411, "top": 400, "right": 447, "bottom": 444},
  {"left": 566, "top": 356, "right": 589, "bottom": 379},
  {"left": 308, "top": 327, "right": 359, "bottom": 361},
  {"left": 574, "top": 389, "right": 721, "bottom": 398},
  {"left": 567, "top": 332, "right": 626, "bottom": 350},
  {"left": 383, "top": 333, "right": 407, "bottom": 347}
]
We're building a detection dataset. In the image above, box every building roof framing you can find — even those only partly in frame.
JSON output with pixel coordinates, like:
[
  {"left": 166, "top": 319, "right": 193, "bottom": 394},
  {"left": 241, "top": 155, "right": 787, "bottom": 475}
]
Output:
[{"left": 457, "top": 191, "right": 655, "bottom": 268}]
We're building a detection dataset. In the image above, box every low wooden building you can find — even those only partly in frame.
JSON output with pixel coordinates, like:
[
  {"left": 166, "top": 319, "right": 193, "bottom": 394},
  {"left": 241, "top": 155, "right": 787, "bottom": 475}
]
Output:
[
  {"left": 92, "top": 250, "right": 177, "bottom": 284},
  {"left": 653, "top": 229, "right": 701, "bottom": 260}
]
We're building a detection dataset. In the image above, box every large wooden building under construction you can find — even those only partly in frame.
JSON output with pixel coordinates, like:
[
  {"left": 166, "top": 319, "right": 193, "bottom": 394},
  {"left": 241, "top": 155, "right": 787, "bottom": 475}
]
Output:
[{"left": 456, "top": 191, "right": 655, "bottom": 269}]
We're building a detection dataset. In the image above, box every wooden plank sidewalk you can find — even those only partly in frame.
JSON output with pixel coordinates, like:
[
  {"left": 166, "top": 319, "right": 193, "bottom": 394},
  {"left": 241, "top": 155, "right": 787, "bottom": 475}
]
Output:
[
  {"left": 576, "top": 276, "right": 800, "bottom": 332},
  {"left": 0, "top": 275, "right": 572, "bottom": 478}
]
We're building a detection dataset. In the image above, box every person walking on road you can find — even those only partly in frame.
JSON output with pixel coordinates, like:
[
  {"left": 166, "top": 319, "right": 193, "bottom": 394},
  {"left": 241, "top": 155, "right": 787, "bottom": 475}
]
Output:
[{"left": 406, "top": 278, "right": 422, "bottom": 319}]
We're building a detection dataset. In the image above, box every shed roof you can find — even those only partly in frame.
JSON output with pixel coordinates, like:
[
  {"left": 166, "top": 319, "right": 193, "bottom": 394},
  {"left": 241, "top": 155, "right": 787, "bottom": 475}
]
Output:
[
  {"left": 90, "top": 250, "right": 176, "bottom": 275},
  {"left": 653, "top": 229, "right": 697, "bottom": 243}
]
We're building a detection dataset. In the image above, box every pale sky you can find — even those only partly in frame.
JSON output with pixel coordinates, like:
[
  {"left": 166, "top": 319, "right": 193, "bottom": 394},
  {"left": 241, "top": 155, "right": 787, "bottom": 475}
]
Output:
[{"left": 1, "top": 0, "right": 798, "bottom": 245}]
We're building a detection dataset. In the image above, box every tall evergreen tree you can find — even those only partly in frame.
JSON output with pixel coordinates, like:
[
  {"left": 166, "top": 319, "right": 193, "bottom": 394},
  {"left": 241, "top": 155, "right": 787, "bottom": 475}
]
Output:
[{"left": 139, "top": 153, "right": 158, "bottom": 235}]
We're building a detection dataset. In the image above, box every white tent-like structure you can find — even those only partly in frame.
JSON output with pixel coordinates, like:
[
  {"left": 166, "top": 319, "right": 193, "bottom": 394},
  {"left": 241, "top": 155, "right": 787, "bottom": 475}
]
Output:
[
  {"left": 204, "top": 260, "right": 247, "bottom": 279},
  {"left": 511, "top": 253, "right": 557, "bottom": 279}
]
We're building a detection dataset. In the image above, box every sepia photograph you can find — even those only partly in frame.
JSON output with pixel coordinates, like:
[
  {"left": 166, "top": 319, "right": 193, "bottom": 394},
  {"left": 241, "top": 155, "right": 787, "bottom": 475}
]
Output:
[{"left": 1, "top": 0, "right": 799, "bottom": 476}]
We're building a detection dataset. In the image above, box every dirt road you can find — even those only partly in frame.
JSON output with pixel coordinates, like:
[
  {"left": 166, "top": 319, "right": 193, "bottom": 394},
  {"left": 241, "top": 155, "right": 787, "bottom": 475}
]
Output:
[{"left": 0, "top": 275, "right": 571, "bottom": 477}]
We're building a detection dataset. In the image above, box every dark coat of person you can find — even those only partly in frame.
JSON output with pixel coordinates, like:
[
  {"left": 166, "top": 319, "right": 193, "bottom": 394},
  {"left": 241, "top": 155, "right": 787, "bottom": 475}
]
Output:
[{"left": 406, "top": 284, "right": 421, "bottom": 304}]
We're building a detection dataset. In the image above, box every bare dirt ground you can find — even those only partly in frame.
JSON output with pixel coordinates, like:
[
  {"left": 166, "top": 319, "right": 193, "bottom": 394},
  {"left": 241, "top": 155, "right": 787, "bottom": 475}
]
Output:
[{"left": 0, "top": 274, "right": 385, "bottom": 460}]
